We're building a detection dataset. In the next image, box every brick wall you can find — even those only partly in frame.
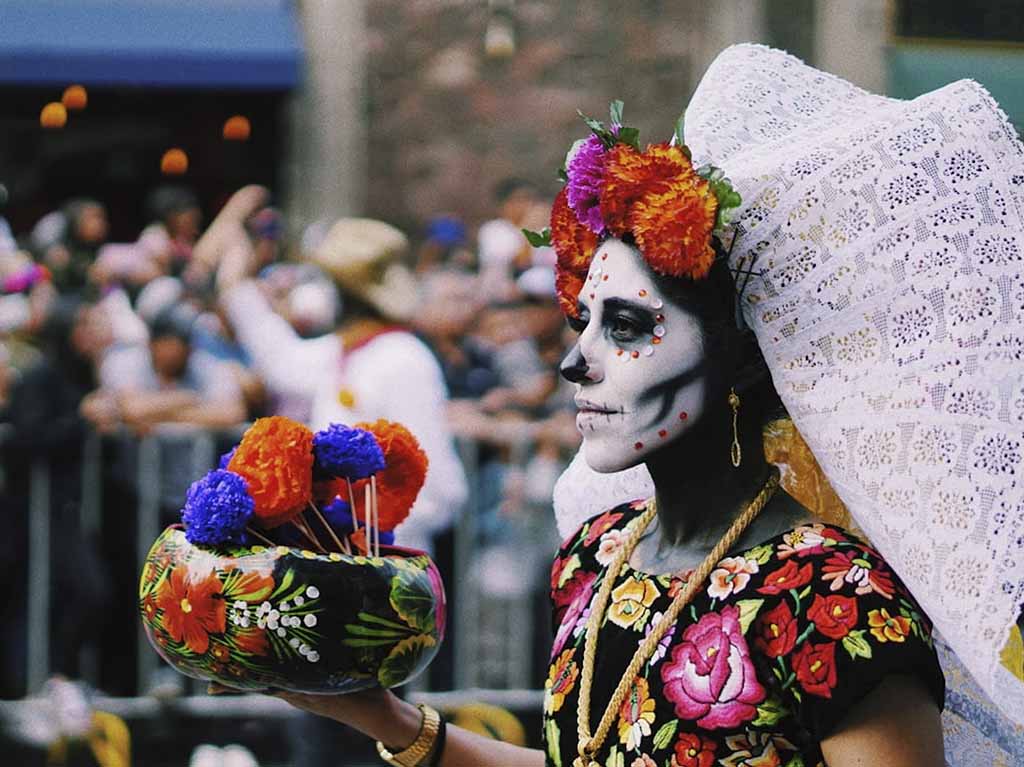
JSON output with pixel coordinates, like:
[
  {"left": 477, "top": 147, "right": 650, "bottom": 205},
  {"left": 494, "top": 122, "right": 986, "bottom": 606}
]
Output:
[{"left": 363, "top": 1, "right": 707, "bottom": 242}]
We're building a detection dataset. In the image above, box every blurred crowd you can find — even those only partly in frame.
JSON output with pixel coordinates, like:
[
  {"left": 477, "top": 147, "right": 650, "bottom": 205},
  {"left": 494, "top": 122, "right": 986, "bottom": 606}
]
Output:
[{"left": 0, "top": 179, "right": 580, "bottom": 700}]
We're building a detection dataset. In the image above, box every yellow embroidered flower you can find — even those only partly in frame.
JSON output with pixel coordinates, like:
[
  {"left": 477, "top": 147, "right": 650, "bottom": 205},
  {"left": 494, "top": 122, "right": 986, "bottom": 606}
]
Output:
[
  {"left": 868, "top": 608, "right": 912, "bottom": 643},
  {"left": 617, "top": 677, "right": 657, "bottom": 750},
  {"left": 544, "top": 648, "right": 579, "bottom": 714},
  {"left": 607, "top": 577, "right": 660, "bottom": 630}
]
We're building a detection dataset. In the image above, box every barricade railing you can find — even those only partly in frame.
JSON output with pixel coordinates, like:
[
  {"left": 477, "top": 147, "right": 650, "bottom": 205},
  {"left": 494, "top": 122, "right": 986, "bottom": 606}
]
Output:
[{"left": 4, "top": 423, "right": 553, "bottom": 720}]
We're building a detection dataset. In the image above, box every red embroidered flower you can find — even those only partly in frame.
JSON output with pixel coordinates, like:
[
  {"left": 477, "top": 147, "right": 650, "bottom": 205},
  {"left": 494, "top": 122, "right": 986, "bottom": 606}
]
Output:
[
  {"left": 757, "top": 560, "right": 814, "bottom": 595},
  {"left": 777, "top": 523, "right": 846, "bottom": 559},
  {"left": 792, "top": 640, "right": 838, "bottom": 698},
  {"left": 584, "top": 510, "right": 625, "bottom": 547},
  {"left": 155, "top": 565, "right": 226, "bottom": 655},
  {"left": 807, "top": 594, "right": 859, "bottom": 640},
  {"left": 672, "top": 732, "right": 716, "bottom": 767},
  {"left": 752, "top": 600, "right": 798, "bottom": 658}
]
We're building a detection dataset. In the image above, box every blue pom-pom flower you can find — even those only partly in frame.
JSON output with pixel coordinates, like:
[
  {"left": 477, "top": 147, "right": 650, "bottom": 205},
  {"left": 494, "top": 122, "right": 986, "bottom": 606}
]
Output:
[
  {"left": 218, "top": 447, "right": 237, "bottom": 470},
  {"left": 313, "top": 424, "right": 385, "bottom": 480},
  {"left": 181, "top": 469, "right": 254, "bottom": 546},
  {"left": 322, "top": 497, "right": 355, "bottom": 535}
]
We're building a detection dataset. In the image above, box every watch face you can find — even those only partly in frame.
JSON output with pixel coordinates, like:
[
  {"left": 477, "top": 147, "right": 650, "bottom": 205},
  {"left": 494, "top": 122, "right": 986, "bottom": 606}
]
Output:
[{"left": 139, "top": 526, "right": 446, "bottom": 693}]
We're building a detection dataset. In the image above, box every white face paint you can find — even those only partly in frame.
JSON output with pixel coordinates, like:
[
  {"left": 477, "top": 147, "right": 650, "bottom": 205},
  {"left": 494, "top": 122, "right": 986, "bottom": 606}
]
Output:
[{"left": 562, "top": 239, "right": 707, "bottom": 473}]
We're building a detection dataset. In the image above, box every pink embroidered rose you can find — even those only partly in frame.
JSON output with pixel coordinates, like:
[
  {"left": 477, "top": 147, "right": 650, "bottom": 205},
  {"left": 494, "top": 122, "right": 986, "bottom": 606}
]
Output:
[
  {"left": 551, "top": 570, "right": 597, "bottom": 657},
  {"left": 661, "top": 605, "right": 765, "bottom": 729}
]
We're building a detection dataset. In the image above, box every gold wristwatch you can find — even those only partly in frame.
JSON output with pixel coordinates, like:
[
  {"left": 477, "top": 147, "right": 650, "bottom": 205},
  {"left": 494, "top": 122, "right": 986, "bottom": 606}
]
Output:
[{"left": 376, "top": 703, "right": 441, "bottom": 767}]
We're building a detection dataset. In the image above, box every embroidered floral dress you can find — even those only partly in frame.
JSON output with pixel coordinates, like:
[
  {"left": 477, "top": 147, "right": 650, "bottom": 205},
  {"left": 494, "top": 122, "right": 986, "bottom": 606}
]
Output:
[{"left": 543, "top": 501, "right": 945, "bottom": 767}]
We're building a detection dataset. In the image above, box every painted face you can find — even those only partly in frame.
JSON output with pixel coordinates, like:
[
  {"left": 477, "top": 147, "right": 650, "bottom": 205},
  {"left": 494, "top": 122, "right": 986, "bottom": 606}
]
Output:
[{"left": 561, "top": 239, "right": 707, "bottom": 473}]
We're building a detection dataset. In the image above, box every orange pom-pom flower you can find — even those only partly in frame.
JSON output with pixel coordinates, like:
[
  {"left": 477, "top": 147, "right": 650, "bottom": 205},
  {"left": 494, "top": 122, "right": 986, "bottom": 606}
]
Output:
[
  {"left": 555, "top": 267, "right": 586, "bottom": 319},
  {"left": 352, "top": 420, "right": 428, "bottom": 533},
  {"left": 227, "top": 416, "right": 314, "bottom": 528}
]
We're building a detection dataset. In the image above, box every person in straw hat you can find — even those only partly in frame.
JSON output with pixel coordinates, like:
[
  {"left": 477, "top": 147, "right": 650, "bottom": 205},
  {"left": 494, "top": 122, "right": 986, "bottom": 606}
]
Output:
[
  {"left": 250, "top": 45, "right": 1024, "bottom": 766},
  {"left": 206, "top": 187, "right": 467, "bottom": 557}
]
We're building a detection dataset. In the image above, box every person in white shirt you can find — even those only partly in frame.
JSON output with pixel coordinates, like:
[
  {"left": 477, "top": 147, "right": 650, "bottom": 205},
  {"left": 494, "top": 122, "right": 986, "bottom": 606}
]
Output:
[{"left": 206, "top": 189, "right": 468, "bottom": 555}]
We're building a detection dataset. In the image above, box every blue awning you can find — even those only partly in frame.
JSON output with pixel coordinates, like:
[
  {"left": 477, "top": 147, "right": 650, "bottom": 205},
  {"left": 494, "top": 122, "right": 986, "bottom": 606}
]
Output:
[{"left": 0, "top": 0, "right": 303, "bottom": 89}]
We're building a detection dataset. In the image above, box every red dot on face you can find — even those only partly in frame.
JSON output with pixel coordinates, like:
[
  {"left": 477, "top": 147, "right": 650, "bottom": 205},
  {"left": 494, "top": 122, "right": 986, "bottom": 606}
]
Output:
[
  {"left": 616, "top": 349, "right": 623, "bottom": 356},
  {"left": 602, "top": 275, "right": 609, "bottom": 281},
  {"left": 652, "top": 337, "right": 662, "bottom": 345},
  {"left": 658, "top": 429, "right": 668, "bottom": 438},
  {"left": 679, "top": 411, "right": 688, "bottom": 421},
  {"left": 656, "top": 314, "right": 664, "bottom": 322},
  {"left": 589, "top": 293, "right": 596, "bottom": 299},
  {"left": 631, "top": 351, "right": 639, "bottom": 358},
  {"left": 634, "top": 441, "right": 644, "bottom": 450},
  {"left": 601, "top": 254, "right": 608, "bottom": 260},
  {"left": 639, "top": 289, "right": 647, "bottom": 297}
]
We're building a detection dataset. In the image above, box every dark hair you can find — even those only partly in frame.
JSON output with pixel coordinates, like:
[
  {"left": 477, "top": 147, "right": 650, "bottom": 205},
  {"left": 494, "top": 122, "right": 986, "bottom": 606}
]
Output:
[
  {"left": 149, "top": 303, "right": 197, "bottom": 343},
  {"left": 648, "top": 242, "right": 785, "bottom": 430},
  {"left": 146, "top": 185, "right": 199, "bottom": 223}
]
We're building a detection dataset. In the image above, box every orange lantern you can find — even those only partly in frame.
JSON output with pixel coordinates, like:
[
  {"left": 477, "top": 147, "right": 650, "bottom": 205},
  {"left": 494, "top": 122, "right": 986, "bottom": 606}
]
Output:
[
  {"left": 62, "top": 85, "right": 88, "bottom": 110},
  {"left": 160, "top": 148, "right": 189, "bottom": 175},
  {"left": 222, "top": 115, "right": 251, "bottom": 141},
  {"left": 40, "top": 102, "right": 68, "bottom": 129}
]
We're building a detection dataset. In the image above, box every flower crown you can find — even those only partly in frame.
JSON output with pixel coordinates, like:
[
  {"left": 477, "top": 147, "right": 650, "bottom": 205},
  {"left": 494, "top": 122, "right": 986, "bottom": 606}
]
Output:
[{"left": 525, "top": 101, "right": 742, "bottom": 317}]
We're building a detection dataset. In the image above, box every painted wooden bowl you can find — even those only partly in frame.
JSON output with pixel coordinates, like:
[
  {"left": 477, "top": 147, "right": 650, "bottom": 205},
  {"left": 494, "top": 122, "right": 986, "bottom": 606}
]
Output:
[{"left": 138, "top": 526, "right": 445, "bottom": 693}]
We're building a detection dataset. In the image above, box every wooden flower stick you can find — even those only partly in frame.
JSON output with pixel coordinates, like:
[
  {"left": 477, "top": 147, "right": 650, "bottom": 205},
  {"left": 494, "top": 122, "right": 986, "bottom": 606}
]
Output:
[
  {"left": 293, "top": 515, "right": 326, "bottom": 553},
  {"left": 347, "top": 478, "right": 360, "bottom": 533},
  {"left": 364, "top": 484, "right": 373, "bottom": 556},
  {"left": 246, "top": 526, "right": 276, "bottom": 547},
  {"left": 307, "top": 501, "right": 351, "bottom": 555},
  {"left": 371, "top": 475, "right": 380, "bottom": 557}
]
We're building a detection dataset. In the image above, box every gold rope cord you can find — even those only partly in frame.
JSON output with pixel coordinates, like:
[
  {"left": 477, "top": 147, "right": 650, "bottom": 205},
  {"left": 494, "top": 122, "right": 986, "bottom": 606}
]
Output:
[{"left": 574, "top": 470, "right": 780, "bottom": 766}]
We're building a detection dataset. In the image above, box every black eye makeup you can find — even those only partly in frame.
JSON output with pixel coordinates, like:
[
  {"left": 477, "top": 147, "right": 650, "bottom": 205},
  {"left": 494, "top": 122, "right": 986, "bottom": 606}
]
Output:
[{"left": 602, "top": 298, "right": 656, "bottom": 345}]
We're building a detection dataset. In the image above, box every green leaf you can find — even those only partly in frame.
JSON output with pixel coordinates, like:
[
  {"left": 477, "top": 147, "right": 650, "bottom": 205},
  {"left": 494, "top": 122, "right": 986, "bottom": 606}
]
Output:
[
  {"left": 341, "top": 637, "right": 398, "bottom": 648},
  {"left": 783, "top": 755, "right": 806, "bottom": 767},
  {"left": 752, "top": 694, "right": 789, "bottom": 727},
  {"left": 652, "top": 720, "right": 677, "bottom": 750},
  {"left": 377, "top": 633, "right": 436, "bottom": 688},
  {"left": 735, "top": 599, "right": 765, "bottom": 633},
  {"left": 557, "top": 168, "right": 568, "bottom": 182},
  {"left": 744, "top": 543, "right": 774, "bottom": 564},
  {"left": 389, "top": 569, "right": 437, "bottom": 634},
  {"left": 357, "top": 611, "right": 413, "bottom": 632},
  {"left": 609, "top": 99, "right": 624, "bottom": 126},
  {"left": 616, "top": 126, "right": 641, "bottom": 151},
  {"left": 791, "top": 687, "right": 802, "bottom": 703},
  {"left": 842, "top": 629, "right": 873, "bottom": 660},
  {"left": 605, "top": 746, "right": 624, "bottom": 767},
  {"left": 674, "top": 111, "right": 686, "bottom": 147},
  {"left": 798, "top": 585, "right": 812, "bottom": 600},
  {"left": 522, "top": 227, "right": 551, "bottom": 248},
  {"left": 343, "top": 624, "right": 406, "bottom": 638},
  {"left": 545, "top": 718, "right": 562, "bottom": 767}
]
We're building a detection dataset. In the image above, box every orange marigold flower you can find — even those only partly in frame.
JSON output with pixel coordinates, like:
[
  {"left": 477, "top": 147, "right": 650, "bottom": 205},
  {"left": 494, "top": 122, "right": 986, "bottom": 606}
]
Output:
[
  {"left": 632, "top": 184, "right": 717, "bottom": 279},
  {"left": 550, "top": 187, "right": 598, "bottom": 274},
  {"left": 555, "top": 267, "right": 586, "bottom": 318},
  {"left": 353, "top": 420, "right": 428, "bottom": 532},
  {"left": 867, "top": 608, "right": 912, "bottom": 643},
  {"left": 598, "top": 143, "right": 648, "bottom": 237},
  {"left": 228, "top": 416, "right": 314, "bottom": 528}
]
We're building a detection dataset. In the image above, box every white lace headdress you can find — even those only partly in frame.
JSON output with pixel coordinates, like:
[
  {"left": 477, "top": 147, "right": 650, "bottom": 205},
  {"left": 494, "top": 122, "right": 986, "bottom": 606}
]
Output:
[{"left": 554, "top": 43, "right": 1024, "bottom": 732}]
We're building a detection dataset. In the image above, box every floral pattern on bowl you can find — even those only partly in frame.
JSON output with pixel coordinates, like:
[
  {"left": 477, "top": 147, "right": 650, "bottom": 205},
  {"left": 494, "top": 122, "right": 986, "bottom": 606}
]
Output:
[{"left": 139, "top": 525, "right": 445, "bottom": 693}]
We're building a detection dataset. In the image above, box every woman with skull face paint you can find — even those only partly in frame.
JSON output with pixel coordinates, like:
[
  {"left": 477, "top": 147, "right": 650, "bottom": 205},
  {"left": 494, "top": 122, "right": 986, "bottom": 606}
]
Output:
[{"left": 253, "top": 44, "right": 1024, "bottom": 766}]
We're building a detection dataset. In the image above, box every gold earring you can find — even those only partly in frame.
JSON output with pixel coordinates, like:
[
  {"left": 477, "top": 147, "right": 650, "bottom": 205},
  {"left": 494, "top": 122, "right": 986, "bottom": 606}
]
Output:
[{"left": 728, "top": 387, "right": 741, "bottom": 468}]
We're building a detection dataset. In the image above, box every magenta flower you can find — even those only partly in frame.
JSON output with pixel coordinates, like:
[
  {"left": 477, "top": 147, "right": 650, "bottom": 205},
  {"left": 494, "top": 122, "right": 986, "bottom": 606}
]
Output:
[
  {"left": 660, "top": 605, "right": 765, "bottom": 729},
  {"left": 566, "top": 135, "right": 608, "bottom": 234}
]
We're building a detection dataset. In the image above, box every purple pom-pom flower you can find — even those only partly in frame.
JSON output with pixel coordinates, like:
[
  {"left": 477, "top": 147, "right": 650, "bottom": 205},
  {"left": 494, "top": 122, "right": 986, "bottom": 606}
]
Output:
[
  {"left": 313, "top": 424, "right": 385, "bottom": 480},
  {"left": 565, "top": 134, "right": 608, "bottom": 234},
  {"left": 181, "top": 469, "right": 254, "bottom": 546}
]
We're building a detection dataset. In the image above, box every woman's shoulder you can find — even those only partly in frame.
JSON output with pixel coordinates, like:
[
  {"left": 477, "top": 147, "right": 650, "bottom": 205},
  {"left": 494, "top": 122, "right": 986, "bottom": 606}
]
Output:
[{"left": 557, "top": 499, "right": 652, "bottom": 553}]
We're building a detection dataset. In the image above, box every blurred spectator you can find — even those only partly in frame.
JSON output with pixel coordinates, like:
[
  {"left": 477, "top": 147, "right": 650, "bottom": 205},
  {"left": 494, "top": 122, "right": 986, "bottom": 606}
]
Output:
[
  {"left": 145, "top": 185, "right": 202, "bottom": 272},
  {"left": 82, "top": 303, "right": 246, "bottom": 434},
  {"left": 415, "top": 215, "right": 473, "bottom": 273},
  {"left": 50, "top": 199, "right": 109, "bottom": 295},
  {"left": 0, "top": 300, "right": 110, "bottom": 694},
  {"left": 210, "top": 188, "right": 467, "bottom": 555},
  {"left": 477, "top": 178, "right": 550, "bottom": 299}
]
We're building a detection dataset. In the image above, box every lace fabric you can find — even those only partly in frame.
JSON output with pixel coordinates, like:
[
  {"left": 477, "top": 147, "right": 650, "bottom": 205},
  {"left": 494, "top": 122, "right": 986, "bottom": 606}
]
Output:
[{"left": 554, "top": 43, "right": 1024, "bottom": 741}]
